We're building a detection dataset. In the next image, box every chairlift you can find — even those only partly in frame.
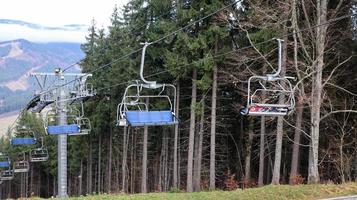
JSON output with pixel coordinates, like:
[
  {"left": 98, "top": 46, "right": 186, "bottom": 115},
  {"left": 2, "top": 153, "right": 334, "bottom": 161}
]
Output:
[
  {"left": 30, "top": 137, "right": 49, "bottom": 162},
  {"left": 67, "top": 104, "right": 91, "bottom": 136},
  {"left": 240, "top": 39, "right": 295, "bottom": 117},
  {"left": 0, "top": 153, "right": 13, "bottom": 181},
  {"left": 69, "top": 75, "right": 96, "bottom": 104},
  {"left": 13, "top": 153, "right": 29, "bottom": 173},
  {"left": 0, "top": 169, "right": 14, "bottom": 181},
  {"left": 117, "top": 42, "right": 179, "bottom": 127},
  {"left": 44, "top": 104, "right": 91, "bottom": 136},
  {"left": 0, "top": 153, "right": 10, "bottom": 169},
  {"left": 44, "top": 108, "right": 80, "bottom": 135},
  {"left": 10, "top": 126, "right": 37, "bottom": 145}
]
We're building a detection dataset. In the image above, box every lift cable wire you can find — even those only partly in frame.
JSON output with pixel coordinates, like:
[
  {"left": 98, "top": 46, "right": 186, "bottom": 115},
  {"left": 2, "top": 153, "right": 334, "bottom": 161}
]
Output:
[
  {"left": 95, "top": 13, "right": 355, "bottom": 92},
  {"left": 40, "top": 0, "right": 242, "bottom": 95},
  {"left": 47, "top": 12, "right": 354, "bottom": 95},
  {"left": 61, "top": 5, "right": 175, "bottom": 73},
  {"left": 5, "top": 0, "right": 240, "bottom": 133},
  {"left": 6, "top": 12, "right": 354, "bottom": 133}
]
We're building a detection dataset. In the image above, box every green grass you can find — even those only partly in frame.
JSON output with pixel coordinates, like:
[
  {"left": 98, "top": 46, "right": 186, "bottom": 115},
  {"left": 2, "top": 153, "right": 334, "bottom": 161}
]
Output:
[{"left": 34, "top": 183, "right": 357, "bottom": 200}]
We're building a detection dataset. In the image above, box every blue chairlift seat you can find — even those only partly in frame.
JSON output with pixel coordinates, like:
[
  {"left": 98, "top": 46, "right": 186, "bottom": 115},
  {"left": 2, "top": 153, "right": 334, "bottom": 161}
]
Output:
[
  {"left": 0, "top": 161, "right": 10, "bottom": 168},
  {"left": 47, "top": 124, "right": 80, "bottom": 135},
  {"left": 11, "top": 138, "right": 36, "bottom": 145},
  {"left": 125, "top": 110, "right": 178, "bottom": 127}
]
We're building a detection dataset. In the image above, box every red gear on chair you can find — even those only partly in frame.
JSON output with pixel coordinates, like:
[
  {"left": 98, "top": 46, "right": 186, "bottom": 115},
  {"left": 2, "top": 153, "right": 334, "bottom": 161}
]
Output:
[{"left": 249, "top": 105, "right": 263, "bottom": 112}]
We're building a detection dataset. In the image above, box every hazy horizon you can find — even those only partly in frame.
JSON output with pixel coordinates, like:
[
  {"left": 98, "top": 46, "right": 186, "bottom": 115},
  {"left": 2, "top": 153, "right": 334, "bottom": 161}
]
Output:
[{"left": 0, "top": 0, "right": 129, "bottom": 43}]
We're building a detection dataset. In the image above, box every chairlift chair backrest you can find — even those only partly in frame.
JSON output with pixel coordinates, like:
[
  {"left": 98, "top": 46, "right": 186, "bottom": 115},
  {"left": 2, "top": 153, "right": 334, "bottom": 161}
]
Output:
[
  {"left": 241, "top": 39, "right": 295, "bottom": 117},
  {"left": 0, "top": 154, "right": 11, "bottom": 169},
  {"left": 117, "top": 84, "right": 178, "bottom": 127},
  {"left": 68, "top": 117, "right": 91, "bottom": 136},
  {"left": 44, "top": 105, "right": 91, "bottom": 136},
  {"left": 0, "top": 169, "right": 14, "bottom": 181},
  {"left": 13, "top": 161, "right": 30, "bottom": 173},
  {"left": 30, "top": 137, "right": 49, "bottom": 162},
  {"left": 0, "top": 153, "right": 13, "bottom": 180},
  {"left": 10, "top": 128, "right": 36, "bottom": 145},
  {"left": 13, "top": 153, "right": 30, "bottom": 173},
  {"left": 44, "top": 109, "right": 80, "bottom": 135},
  {"left": 242, "top": 76, "right": 295, "bottom": 116},
  {"left": 117, "top": 42, "right": 179, "bottom": 127},
  {"left": 30, "top": 148, "right": 49, "bottom": 162}
]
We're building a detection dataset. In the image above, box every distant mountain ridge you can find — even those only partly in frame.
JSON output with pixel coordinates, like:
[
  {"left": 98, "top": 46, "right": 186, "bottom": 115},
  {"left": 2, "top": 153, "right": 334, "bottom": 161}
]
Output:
[
  {"left": 0, "top": 39, "right": 84, "bottom": 114},
  {"left": 0, "top": 19, "right": 87, "bottom": 31}
]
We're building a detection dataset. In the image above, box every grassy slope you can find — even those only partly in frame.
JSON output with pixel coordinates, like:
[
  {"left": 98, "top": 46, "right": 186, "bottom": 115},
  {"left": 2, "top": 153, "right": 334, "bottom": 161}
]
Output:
[{"left": 36, "top": 183, "right": 357, "bottom": 200}]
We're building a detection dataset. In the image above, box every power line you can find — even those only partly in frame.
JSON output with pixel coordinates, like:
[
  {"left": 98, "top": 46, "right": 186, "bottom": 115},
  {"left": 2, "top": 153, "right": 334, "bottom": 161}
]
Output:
[
  {"left": 96, "top": 13, "right": 355, "bottom": 92},
  {"left": 5, "top": 1, "right": 241, "bottom": 132},
  {"left": 42, "top": 0, "right": 241, "bottom": 94},
  {"left": 62, "top": 61, "right": 82, "bottom": 72},
  {"left": 9, "top": 11, "right": 354, "bottom": 133},
  {"left": 60, "top": 4, "right": 177, "bottom": 73}
]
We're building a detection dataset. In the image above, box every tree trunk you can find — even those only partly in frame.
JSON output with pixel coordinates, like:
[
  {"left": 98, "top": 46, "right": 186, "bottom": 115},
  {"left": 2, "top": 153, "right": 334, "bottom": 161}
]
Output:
[
  {"left": 308, "top": 0, "right": 327, "bottom": 184},
  {"left": 163, "top": 131, "right": 169, "bottom": 191},
  {"left": 272, "top": 116, "right": 284, "bottom": 185},
  {"left": 122, "top": 126, "right": 128, "bottom": 192},
  {"left": 141, "top": 125, "right": 148, "bottom": 193},
  {"left": 258, "top": 64, "right": 267, "bottom": 187},
  {"left": 98, "top": 134, "right": 102, "bottom": 193},
  {"left": 130, "top": 129, "right": 136, "bottom": 193},
  {"left": 258, "top": 116, "right": 266, "bottom": 186},
  {"left": 173, "top": 83, "right": 180, "bottom": 188},
  {"left": 53, "top": 176, "right": 56, "bottom": 196},
  {"left": 266, "top": 137, "right": 273, "bottom": 182},
  {"left": 289, "top": 97, "right": 304, "bottom": 184},
  {"left": 289, "top": 4, "right": 305, "bottom": 183},
  {"left": 108, "top": 123, "right": 113, "bottom": 193},
  {"left": 194, "top": 99, "right": 205, "bottom": 191},
  {"left": 340, "top": 136, "right": 345, "bottom": 183},
  {"left": 79, "top": 159, "right": 83, "bottom": 196},
  {"left": 187, "top": 69, "right": 197, "bottom": 192},
  {"left": 30, "top": 163, "right": 33, "bottom": 195},
  {"left": 244, "top": 120, "right": 254, "bottom": 186},
  {"left": 210, "top": 47, "right": 218, "bottom": 191},
  {"left": 272, "top": 36, "right": 288, "bottom": 185},
  {"left": 87, "top": 137, "right": 93, "bottom": 194}
]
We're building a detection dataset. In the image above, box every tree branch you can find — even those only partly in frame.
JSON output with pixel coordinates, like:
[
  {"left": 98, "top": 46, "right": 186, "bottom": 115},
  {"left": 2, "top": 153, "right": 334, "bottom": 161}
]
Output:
[
  {"left": 320, "top": 110, "right": 357, "bottom": 122},
  {"left": 322, "top": 56, "right": 352, "bottom": 88}
]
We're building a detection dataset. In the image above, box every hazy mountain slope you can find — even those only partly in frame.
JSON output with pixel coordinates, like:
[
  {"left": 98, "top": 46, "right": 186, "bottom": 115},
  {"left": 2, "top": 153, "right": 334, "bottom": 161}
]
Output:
[{"left": 0, "top": 39, "right": 84, "bottom": 114}]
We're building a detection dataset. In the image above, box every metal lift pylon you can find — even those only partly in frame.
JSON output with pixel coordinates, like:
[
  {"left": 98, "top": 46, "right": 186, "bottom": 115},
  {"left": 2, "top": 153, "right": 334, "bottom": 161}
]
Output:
[{"left": 31, "top": 68, "right": 94, "bottom": 198}]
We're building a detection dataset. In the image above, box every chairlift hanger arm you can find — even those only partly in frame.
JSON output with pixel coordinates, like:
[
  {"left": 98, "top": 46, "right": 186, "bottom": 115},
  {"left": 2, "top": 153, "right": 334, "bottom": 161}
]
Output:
[
  {"left": 266, "top": 38, "right": 284, "bottom": 78},
  {"left": 139, "top": 42, "right": 157, "bottom": 86}
]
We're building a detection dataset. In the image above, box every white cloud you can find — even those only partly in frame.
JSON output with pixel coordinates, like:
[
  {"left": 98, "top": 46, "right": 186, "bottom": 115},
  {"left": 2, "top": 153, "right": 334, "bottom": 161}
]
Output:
[
  {"left": 0, "top": 0, "right": 129, "bottom": 42},
  {"left": 0, "top": 24, "right": 86, "bottom": 43}
]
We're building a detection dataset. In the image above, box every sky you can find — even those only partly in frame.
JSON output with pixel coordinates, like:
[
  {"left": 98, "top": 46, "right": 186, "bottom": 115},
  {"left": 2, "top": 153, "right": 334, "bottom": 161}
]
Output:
[{"left": 0, "top": 0, "right": 129, "bottom": 43}]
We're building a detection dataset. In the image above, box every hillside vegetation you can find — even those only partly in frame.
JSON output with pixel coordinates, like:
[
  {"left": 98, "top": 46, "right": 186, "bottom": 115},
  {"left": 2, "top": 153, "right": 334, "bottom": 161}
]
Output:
[{"left": 36, "top": 183, "right": 357, "bottom": 200}]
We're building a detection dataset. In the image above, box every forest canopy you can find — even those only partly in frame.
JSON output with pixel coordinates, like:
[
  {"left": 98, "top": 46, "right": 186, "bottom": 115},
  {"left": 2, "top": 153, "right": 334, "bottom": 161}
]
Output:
[{"left": 0, "top": 0, "right": 356, "bottom": 198}]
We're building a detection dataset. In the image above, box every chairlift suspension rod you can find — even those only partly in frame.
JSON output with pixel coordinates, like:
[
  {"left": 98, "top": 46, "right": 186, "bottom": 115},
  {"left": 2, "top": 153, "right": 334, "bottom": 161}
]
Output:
[
  {"left": 268, "top": 39, "right": 284, "bottom": 78},
  {"left": 140, "top": 42, "right": 156, "bottom": 86}
]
